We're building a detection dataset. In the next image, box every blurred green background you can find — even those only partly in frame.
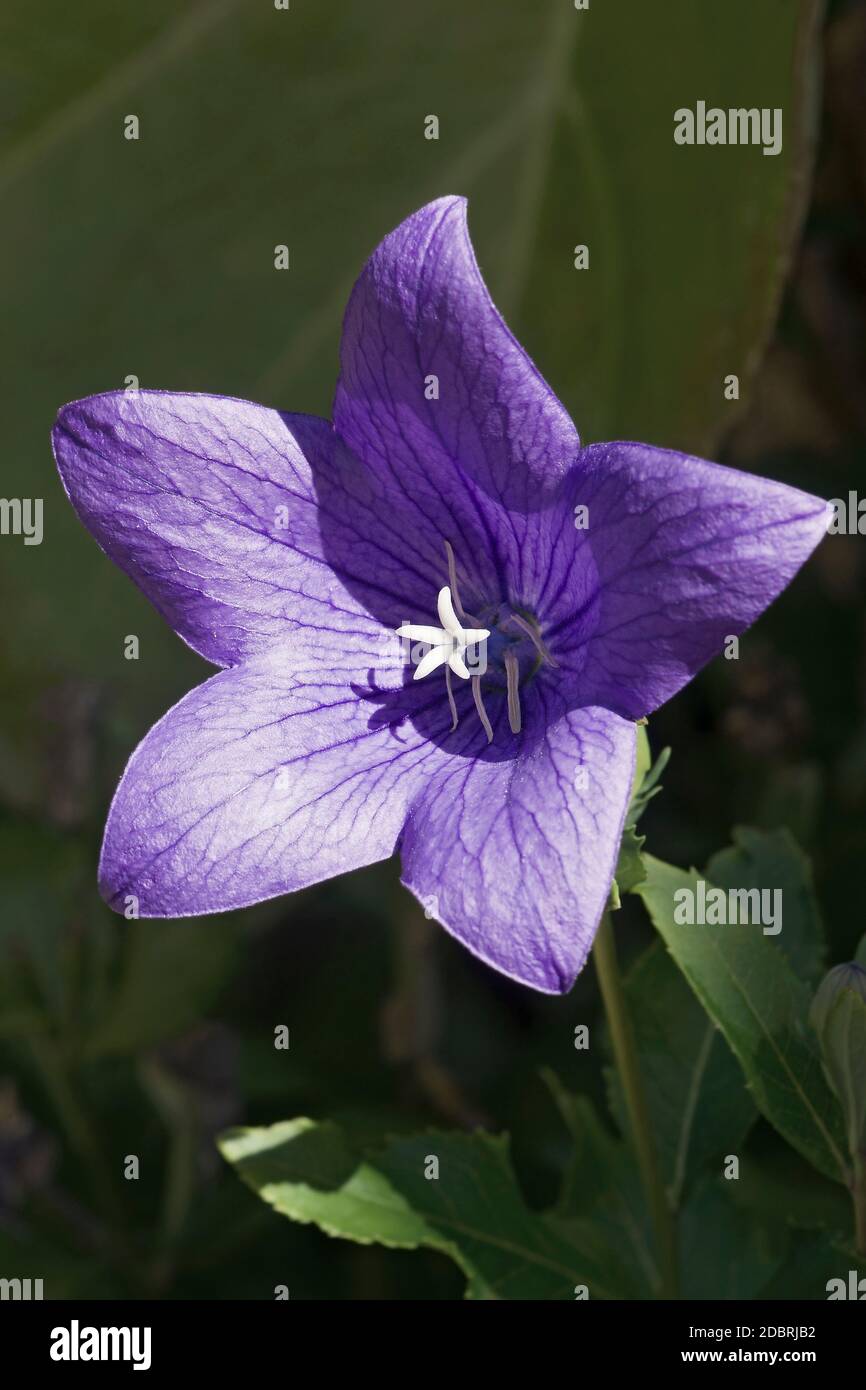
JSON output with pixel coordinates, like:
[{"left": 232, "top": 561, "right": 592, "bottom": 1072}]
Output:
[{"left": 1, "top": 0, "right": 865, "bottom": 1298}]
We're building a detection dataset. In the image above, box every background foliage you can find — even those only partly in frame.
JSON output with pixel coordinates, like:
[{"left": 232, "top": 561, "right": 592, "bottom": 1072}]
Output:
[{"left": 1, "top": 0, "right": 865, "bottom": 1299}]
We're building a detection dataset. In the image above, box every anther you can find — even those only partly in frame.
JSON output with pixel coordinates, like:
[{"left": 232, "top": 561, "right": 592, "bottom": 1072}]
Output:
[
  {"left": 504, "top": 649, "right": 522, "bottom": 734},
  {"left": 443, "top": 541, "right": 483, "bottom": 627}
]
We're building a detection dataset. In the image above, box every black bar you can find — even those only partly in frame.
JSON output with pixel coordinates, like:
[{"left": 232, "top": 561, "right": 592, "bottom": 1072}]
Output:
[{"left": 1, "top": 1298, "right": 860, "bottom": 1374}]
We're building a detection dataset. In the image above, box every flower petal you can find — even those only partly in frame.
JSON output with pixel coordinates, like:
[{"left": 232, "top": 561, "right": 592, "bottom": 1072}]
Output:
[
  {"left": 99, "top": 648, "right": 453, "bottom": 917},
  {"left": 399, "top": 698, "right": 636, "bottom": 994},
  {"left": 333, "top": 197, "right": 580, "bottom": 609},
  {"left": 551, "top": 443, "right": 832, "bottom": 719},
  {"left": 52, "top": 391, "right": 390, "bottom": 669}
]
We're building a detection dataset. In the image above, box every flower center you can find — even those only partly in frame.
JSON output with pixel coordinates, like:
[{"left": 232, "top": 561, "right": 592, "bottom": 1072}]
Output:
[{"left": 394, "top": 544, "right": 557, "bottom": 743}]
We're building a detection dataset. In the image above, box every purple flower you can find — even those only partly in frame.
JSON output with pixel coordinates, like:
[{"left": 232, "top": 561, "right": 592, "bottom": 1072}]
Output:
[{"left": 52, "top": 197, "right": 830, "bottom": 994}]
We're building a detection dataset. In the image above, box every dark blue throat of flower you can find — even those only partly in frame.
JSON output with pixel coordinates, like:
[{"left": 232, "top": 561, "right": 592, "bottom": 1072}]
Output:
[{"left": 395, "top": 542, "right": 558, "bottom": 745}]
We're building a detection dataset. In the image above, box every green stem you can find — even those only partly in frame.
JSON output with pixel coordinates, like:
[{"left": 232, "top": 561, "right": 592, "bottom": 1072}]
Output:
[{"left": 593, "top": 911, "right": 679, "bottom": 1298}]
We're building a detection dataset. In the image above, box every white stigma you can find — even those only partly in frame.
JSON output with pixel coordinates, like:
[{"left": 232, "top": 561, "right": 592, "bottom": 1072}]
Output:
[{"left": 396, "top": 586, "right": 489, "bottom": 681}]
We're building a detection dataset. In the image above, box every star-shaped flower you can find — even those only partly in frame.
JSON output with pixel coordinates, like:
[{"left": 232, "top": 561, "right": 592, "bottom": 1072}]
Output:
[{"left": 52, "top": 197, "right": 830, "bottom": 993}]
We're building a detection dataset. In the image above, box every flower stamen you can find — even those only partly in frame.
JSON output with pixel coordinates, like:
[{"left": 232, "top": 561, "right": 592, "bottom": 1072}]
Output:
[
  {"left": 506, "top": 611, "right": 558, "bottom": 668},
  {"left": 443, "top": 540, "right": 484, "bottom": 627},
  {"left": 398, "top": 569, "right": 551, "bottom": 745},
  {"left": 504, "top": 649, "right": 522, "bottom": 734},
  {"left": 444, "top": 540, "right": 467, "bottom": 622},
  {"left": 472, "top": 675, "right": 494, "bottom": 744},
  {"left": 445, "top": 663, "right": 459, "bottom": 732}
]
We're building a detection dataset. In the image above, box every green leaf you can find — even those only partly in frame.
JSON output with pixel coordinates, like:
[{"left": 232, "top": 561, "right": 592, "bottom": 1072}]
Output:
[
  {"left": 632, "top": 722, "right": 653, "bottom": 792},
  {"left": 612, "top": 825, "right": 647, "bottom": 900},
  {"left": 518, "top": 0, "right": 824, "bottom": 450},
  {"left": 629, "top": 741, "right": 671, "bottom": 828},
  {"left": 607, "top": 941, "right": 755, "bottom": 1207},
  {"left": 637, "top": 855, "right": 848, "bottom": 1184},
  {"left": 541, "top": 1070, "right": 655, "bottom": 1297},
  {"left": 0, "top": 0, "right": 824, "bottom": 707},
  {"left": 758, "top": 1232, "right": 866, "bottom": 1300},
  {"left": 707, "top": 826, "right": 825, "bottom": 984},
  {"left": 679, "top": 1177, "right": 786, "bottom": 1300},
  {"left": 611, "top": 735, "right": 670, "bottom": 903},
  {"left": 732, "top": 1144, "right": 851, "bottom": 1239},
  {"left": 219, "top": 1117, "right": 621, "bottom": 1299}
]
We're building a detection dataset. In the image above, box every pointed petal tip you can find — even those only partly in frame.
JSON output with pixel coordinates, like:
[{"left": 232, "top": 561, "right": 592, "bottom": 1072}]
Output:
[
  {"left": 51, "top": 396, "right": 85, "bottom": 457},
  {"left": 399, "top": 706, "right": 635, "bottom": 994},
  {"left": 96, "top": 652, "right": 450, "bottom": 920},
  {"left": 570, "top": 443, "right": 834, "bottom": 718},
  {"left": 401, "top": 876, "right": 580, "bottom": 995},
  {"left": 405, "top": 193, "right": 467, "bottom": 222},
  {"left": 96, "top": 850, "right": 135, "bottom": 919}
]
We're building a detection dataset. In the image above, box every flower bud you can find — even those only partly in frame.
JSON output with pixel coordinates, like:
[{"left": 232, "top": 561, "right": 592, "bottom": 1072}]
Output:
[
  {"left": 810, "top": 963, "right": 866, "bottom": 1036},
  {"left": 809, "top": 963, "right": 866, "bottom": 1159}
]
